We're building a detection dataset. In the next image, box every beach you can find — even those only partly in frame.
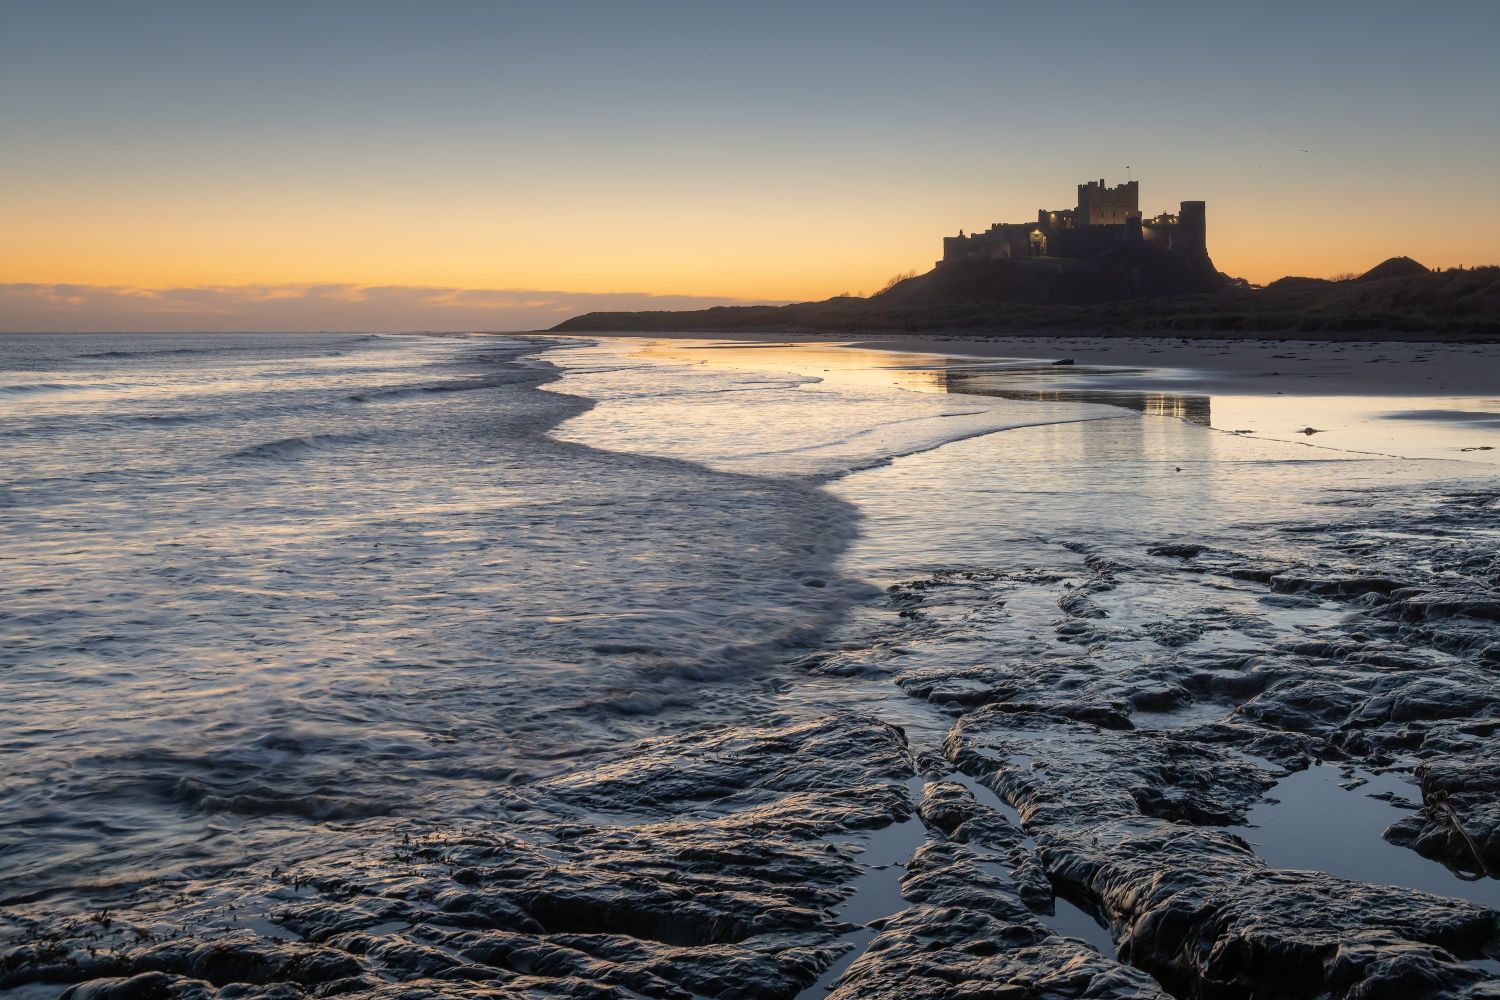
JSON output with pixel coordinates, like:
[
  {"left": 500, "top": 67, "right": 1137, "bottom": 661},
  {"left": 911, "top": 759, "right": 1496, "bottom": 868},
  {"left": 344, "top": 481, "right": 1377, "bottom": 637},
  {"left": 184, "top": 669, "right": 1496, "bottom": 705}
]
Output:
[{"left": 3, "top": 332, "right": 1498, "bottom": 998}]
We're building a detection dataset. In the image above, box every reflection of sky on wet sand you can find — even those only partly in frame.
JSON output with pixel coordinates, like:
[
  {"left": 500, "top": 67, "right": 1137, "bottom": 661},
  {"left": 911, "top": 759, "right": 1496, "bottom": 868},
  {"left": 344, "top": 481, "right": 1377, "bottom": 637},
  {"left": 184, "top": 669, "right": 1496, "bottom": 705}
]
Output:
[
  {"left": 1205, "top": 395, "right": 1500, "bottom": 463},
  {"left": 936, "top": 369, "right": 1215, "bottom": 427},
  {"left": 636, "top": 339, "right": 1500, "bottom": 467}
]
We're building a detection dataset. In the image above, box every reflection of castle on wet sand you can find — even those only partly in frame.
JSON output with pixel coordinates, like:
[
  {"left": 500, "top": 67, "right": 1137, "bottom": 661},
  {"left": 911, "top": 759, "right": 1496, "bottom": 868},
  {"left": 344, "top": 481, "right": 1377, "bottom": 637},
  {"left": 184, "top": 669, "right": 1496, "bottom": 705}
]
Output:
[{"left": 934, "top": 368, "right": 1213, "bottom": 426}]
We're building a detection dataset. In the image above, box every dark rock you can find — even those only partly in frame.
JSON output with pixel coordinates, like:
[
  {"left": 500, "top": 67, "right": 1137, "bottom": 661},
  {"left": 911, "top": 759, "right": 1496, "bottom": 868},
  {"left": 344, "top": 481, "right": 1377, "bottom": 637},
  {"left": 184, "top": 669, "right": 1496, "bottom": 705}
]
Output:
[
  {"left": 27, "top": 715, "right": 919, "bottom": 1000},
  {"left": 915, "top": 781, "right": 1052, "bottom": 912},
  {"left": 1058, "top": 591, "right": 1109, "bottom": 619},
  {"left": 1148, "top": 543, "right": 1211, "bottom": 559},
  {"left": 825, "top": 906, "right": 1169, "bottom": 999},
  {"left": 1383, "top": 760, "right": 1500, "bottom": 877},
  {"left": 944, "top": 709, "right": 1500, "bottom": 999},
  {"left": 63, "top": 972, "right": 214, "bottom": 1000}
]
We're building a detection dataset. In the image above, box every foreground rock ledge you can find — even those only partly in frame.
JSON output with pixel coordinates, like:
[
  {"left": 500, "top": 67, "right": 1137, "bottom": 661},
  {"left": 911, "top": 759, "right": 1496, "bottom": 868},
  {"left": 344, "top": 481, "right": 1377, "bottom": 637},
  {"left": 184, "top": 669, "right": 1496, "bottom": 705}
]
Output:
[{"left": 4, "top": 714, "right": 1164, "bottom": 1000}]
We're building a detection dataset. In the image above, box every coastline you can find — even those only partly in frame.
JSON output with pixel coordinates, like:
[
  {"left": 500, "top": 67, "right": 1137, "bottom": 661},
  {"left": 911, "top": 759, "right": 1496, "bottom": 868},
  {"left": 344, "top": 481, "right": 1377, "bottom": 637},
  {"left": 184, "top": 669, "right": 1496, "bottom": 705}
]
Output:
[
  {"left": 547, "top": 264, "right": 1500, "bottom": 343},
  {"left": 547, "top": 324, "right": 1500, "bottom": 345}
]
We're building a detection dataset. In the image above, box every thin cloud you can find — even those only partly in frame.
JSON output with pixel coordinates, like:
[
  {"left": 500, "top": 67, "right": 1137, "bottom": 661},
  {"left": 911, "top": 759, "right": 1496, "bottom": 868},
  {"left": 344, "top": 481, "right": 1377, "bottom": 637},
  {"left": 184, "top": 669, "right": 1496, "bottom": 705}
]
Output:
[{"left": 0, "top": 283, "right": 774, "bottom": 333}]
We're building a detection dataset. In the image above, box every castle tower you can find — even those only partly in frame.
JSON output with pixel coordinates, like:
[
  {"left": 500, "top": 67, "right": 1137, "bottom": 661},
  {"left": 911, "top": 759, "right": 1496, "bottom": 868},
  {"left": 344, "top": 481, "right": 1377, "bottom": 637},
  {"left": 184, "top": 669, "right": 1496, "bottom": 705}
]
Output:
[
  {"left": 1076, "top": 179, "right": 1140, "bottom": 227},
  {"left": 1175, "top": 200, "right": 1206, "bottom": 255}
]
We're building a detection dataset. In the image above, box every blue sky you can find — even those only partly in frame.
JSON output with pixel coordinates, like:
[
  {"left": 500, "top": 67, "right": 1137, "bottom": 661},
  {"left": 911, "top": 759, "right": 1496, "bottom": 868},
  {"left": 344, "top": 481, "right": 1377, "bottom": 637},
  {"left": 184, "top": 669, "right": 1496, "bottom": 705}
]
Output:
[{"left": 2, "top": 0, "right": 1496, "bottom": 329}]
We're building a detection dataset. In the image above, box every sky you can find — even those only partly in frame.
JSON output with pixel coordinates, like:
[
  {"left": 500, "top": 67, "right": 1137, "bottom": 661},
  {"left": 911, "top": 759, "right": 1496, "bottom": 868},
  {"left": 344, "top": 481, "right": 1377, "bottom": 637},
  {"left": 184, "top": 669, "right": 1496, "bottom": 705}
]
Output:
[{"left": 2, "top": 0, "right": 1497, "bottom": 331}]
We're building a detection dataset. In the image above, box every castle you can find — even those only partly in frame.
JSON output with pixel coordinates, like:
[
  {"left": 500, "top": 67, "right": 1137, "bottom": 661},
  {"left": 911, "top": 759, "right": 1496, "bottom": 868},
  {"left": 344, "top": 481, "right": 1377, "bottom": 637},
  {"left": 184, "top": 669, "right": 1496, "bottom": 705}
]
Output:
[{"left": 940, "top": 178, "right": 1207, "bottom": 267}]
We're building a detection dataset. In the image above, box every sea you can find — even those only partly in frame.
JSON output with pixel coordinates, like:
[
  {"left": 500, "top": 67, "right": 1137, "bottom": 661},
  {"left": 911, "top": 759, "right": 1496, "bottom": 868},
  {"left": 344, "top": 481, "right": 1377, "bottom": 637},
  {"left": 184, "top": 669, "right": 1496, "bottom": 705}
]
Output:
[{"left": 2, "top": 332, "right": 1498, "bottom": 992}]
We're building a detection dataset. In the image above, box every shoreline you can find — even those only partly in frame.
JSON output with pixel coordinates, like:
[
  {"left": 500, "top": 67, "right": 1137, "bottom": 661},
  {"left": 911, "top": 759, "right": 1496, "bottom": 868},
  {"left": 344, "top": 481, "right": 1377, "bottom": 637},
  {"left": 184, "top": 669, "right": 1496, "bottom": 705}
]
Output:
[
  {"left": 530, "top": 330, "right": 1500, "bottom": 397},
  {"left": 542, "top": 325, "right": 1500, "bottom": 345},
  {"left": 538, "top": 333, "right": 1500, "bottom": 465}
]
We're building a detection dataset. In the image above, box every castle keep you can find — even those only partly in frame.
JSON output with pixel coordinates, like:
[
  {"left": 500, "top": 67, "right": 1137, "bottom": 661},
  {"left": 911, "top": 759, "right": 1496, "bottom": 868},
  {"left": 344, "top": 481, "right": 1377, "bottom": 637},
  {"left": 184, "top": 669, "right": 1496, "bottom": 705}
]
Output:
[{"left": 941, "top": 178, "right": 1206, "bottom": 267}]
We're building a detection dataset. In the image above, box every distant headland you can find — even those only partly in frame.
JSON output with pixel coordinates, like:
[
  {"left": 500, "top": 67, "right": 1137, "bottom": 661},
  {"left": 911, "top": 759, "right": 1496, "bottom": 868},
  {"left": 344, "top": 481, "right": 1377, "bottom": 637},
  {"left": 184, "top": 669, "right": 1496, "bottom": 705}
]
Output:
[{"left": 553, "top": 176, "right": 1498, "bottom": 340}]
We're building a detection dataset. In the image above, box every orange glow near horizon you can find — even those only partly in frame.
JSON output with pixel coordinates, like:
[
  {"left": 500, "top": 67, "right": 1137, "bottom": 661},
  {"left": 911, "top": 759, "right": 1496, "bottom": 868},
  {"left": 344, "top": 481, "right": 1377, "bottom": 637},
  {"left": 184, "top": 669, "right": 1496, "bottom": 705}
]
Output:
[{"left": 4, "top": 170, "right": 1496, "bottom": 306}]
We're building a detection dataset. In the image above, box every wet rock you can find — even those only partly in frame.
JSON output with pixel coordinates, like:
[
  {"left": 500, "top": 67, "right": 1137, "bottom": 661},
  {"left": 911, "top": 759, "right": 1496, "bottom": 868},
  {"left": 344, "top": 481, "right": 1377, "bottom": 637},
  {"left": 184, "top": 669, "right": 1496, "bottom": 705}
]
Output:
[
  {"left": 895, "top": 658, "right": 1169, "bottom": 730},
  {"left": 1389, "top": 591, "right": 1500, "bottom": 625},
  {"left": 900, "top": 840, "right": 1039, "bottom": 922},
  {"left": 1323, "top": 933, "right": 1500, "bottom": 1000},
  {"left": 536, "top": 714, "right": 914, "bottom": 817},
  {"left": 20, "top": 480, "right": 1500, "bottom": 999},
  {"left": 1269, "top": 574, "right": 1406, "bottom": 599},
  {"left": 1384, "top": 760, "right": 1500, "bottom": 877},
  {"left": 1125, "top": 684, "right": 1195, "bottom": 712},
  {"left": 915, "top": 781, "right": 1052, "bottom": 912},
  {"left": 129, "top": 941, "right": 364, "bottom": 989},
  {"left": 946, "top": 709, "right": 1277, "bottom": 828},
  {"left": 1147, "top": 543, "right": 1211, "bottom": 559},
  {"left": 275, "top": 900, "right": 418, "bottom": 944},
  {"left": 1230, "top": 677, "right": 1369, "bottom": 737},
  {"left": 21, "top": 714, "right": 919, "bottom": 1000},
  {"left": 820, "top": 780, "right": 1173, "bottom": 997},
  {"left": 62, "top": 972, "right": 215, "bottom": 1000},
  {"left": 1058, "top": 591, "right": 1109, "bottom": 619},
  {"left": 1053, "top": 825, "right": 1500, "bottom": 999},
  {"left": 824, "top": 906, "right": 1169, "bottom": 999},
  {"left": 945, "top": 709, "right": 1500, "bottom": 999},
  {"left": 916, "top": 780, "right": 979, "bottom": 836}
]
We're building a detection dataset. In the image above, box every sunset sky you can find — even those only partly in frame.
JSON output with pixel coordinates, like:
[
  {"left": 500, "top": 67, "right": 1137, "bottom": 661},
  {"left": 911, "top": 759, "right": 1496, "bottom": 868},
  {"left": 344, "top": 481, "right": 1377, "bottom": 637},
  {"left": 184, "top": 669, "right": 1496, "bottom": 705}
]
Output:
[{"left": 3, "top": 0, "right": 1497, "bottom": 331}]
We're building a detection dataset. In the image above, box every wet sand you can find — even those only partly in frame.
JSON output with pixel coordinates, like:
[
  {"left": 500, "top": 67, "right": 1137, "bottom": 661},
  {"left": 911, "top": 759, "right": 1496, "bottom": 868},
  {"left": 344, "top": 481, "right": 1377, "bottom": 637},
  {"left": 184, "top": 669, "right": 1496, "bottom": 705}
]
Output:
[
  {"left": 590, "top": 333, "right": 1500, "bottom": 465},
  {"left": 842, "top": 333, "right": 1500, "bottom": 397},
  {"left": 561, "top": 330, "right": 1499, "bottom": 395}
]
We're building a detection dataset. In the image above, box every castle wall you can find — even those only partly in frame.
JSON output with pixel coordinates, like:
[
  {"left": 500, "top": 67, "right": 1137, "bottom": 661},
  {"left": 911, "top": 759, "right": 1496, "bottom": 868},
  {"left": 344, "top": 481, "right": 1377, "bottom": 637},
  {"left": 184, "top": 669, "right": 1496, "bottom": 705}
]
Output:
[
  {"left": 944, "top": 221, "right": 1038, "bottom": 262},
  {"left": 1039, "top": 208, "right": 1077, "bottom": 230},
  {"left": 1052, "top": 224, "right": 1132, "bottom": 258},
  {"left": 1141, "top": 212, "right": 1176, "bottom": 250}
]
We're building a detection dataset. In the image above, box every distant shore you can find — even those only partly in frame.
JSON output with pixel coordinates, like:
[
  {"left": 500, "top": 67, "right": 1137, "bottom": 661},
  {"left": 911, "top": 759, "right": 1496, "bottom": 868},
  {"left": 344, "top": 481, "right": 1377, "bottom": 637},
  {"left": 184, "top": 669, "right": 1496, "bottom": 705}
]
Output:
[{"left": 550, "top": 263, "right": 1500, "bottom": 342}]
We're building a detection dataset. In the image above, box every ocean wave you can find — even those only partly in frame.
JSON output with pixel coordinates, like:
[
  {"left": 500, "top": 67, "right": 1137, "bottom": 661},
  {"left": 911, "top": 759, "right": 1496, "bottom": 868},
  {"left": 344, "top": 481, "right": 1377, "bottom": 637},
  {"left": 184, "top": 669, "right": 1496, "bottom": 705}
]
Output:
[
  {"left": 815, "top": 412, "right": 1129, "bottom": 480},
  {"left": 0, "top": 381, "right": 132, "bottom": 396},
  {"left": 223, "top": 433, "right": 369, "bottom": 462},
  {"left": 77, "top": 335, "right": 379, "bottom": 362},
  {"left": 346, "top": 373, "right": 532, "bottom": 403}
]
